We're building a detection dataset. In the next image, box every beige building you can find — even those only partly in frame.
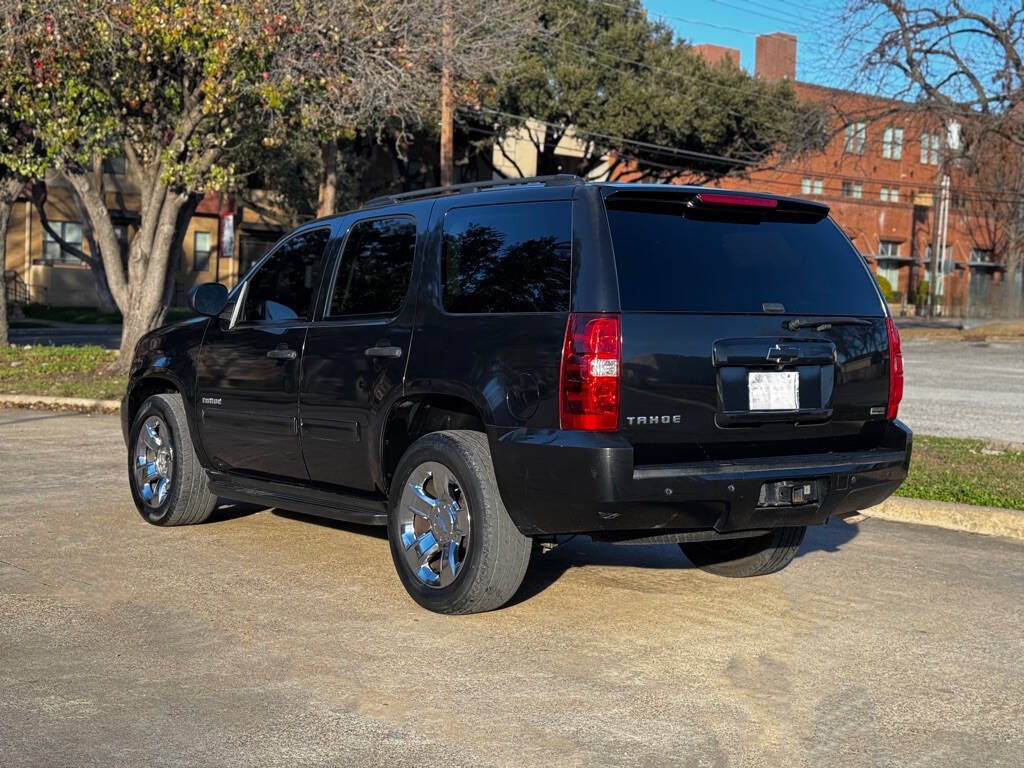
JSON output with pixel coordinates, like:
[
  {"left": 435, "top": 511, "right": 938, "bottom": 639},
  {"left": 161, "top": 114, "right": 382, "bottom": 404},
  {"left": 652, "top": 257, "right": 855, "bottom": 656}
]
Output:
[{"left": 3, "top": 166, "right": 287, "bottom": 309}]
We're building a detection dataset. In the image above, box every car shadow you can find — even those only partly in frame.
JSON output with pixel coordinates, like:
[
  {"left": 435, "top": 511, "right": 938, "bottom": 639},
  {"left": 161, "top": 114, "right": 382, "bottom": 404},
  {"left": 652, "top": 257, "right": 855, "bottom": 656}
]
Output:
[
  {"left": 507, "top": 516, "right": 862, "bottom": 607},
  {"left": 204, "top": 500, "right": 861, "bottom": 608},
  {"left": 270, "top": 508, "right": 389, "bottom": 540}
]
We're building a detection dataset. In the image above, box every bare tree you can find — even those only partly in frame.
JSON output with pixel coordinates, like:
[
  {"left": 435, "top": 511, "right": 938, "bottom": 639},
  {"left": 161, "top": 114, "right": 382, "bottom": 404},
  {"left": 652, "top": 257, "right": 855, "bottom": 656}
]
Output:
[{"left": 842, "top": 1, "right": 1024, "bottom": 146}]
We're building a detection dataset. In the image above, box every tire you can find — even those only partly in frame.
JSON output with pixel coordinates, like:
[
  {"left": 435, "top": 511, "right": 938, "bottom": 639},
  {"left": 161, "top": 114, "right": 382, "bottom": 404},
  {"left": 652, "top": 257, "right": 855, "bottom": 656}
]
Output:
[
  {"left": 128, "top": 392, "right": 217, "bottom": 526},
  {"left": 387, "top": 430, "right": 531, "bottom": 614},
  {"left": 679, "top": 526, "right": 806, "bottom": 578}
]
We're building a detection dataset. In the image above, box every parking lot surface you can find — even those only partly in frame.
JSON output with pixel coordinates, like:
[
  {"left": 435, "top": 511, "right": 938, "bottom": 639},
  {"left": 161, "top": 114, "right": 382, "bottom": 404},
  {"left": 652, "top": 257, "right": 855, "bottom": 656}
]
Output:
[
  {"left": 1, "top": 408, "right": 1022, "bottom": 767},
  {"left": 900, "top": 339, "right": 1024, "bottom": 444}
]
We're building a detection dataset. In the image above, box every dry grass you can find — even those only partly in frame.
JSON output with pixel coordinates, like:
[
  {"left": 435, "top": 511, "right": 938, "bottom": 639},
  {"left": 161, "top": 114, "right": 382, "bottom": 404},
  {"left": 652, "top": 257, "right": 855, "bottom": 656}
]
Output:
[{"left": 898, "top": 320, "right": 1024, "bottom": 342}]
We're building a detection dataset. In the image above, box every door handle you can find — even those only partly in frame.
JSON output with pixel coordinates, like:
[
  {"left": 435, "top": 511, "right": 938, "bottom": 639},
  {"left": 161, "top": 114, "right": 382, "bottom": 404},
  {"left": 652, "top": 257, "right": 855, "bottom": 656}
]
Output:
[
  {"left": 266, "top": 348, "right": 297, "bottom": 360},
  {"left": 364, "top": 345, "right": 402, "bottom": 359}
]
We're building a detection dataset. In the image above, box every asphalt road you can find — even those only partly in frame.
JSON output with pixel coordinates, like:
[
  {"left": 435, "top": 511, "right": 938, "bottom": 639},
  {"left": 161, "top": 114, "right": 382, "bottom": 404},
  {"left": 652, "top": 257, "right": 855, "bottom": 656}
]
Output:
[
  {"left": 1, "top": 408, "right": 1022, "bottom": 767},
  {"left": 8, "top": 323, "right": 122, "bottom": 349},
  {"left": 899, "top": 339, "right": 1024, "bottom": 444}
]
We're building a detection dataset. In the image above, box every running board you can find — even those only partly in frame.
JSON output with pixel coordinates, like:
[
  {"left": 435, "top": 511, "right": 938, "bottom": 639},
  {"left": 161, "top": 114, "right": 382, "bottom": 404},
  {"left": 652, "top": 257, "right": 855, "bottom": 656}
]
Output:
[{"left": 207, "top": 472, "right": 388, "bottom": 526}]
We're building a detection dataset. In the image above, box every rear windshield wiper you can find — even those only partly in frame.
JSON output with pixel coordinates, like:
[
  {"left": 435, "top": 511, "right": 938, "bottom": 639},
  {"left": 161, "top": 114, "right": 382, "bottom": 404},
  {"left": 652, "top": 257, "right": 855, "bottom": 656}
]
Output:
[{"left": 785, "top": 316, "right": 873, "bottom": 331}]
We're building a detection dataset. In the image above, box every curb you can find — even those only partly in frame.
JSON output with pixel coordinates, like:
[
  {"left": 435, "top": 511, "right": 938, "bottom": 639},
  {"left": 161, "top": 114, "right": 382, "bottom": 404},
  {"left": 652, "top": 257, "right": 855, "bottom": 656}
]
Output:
[
  {"left": 0, "top": 394, "right": 120, "bottom": 413},
  {"left": 864, "top": 496, "right": 1024, "bottom": 541}
]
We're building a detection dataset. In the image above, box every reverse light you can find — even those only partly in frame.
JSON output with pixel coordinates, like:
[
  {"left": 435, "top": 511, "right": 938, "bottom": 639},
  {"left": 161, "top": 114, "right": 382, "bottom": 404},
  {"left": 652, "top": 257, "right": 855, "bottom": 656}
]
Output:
[
  {"left": 885, "top": 316, "right": 903, "bottom": 420},
  {"left": 560, "top": 313, "right": 621, "bottom": 431}
]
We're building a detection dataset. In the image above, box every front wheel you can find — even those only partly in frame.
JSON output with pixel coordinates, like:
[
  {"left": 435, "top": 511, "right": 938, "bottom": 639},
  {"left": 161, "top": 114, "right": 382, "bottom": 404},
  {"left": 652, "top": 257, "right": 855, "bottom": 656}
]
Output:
[
  {"left": 128, "top": 393, "right": 217, "bottom": 526},
  {"left": 679, "top": 526, "right": 806, "bottom": 577},
  {"left": 387, "top": 430, "right": 531, "bottom": 614}
]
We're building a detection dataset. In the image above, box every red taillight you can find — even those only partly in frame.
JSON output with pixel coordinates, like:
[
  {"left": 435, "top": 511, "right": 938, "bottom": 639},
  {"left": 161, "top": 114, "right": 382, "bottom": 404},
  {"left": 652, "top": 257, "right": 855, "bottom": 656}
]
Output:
[
  {"left": 560, "top": 313, "right": 620, "bottom": 431},
  {"left": 694, "top": 193, "right": 777, "bottom": 209},
  {"left": 886, "top": 316, "right": 903, "bottom": 420}
]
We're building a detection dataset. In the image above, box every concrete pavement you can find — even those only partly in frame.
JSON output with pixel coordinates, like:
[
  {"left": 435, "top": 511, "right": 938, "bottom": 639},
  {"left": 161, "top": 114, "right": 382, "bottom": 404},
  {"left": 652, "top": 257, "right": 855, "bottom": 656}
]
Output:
[
  {"left": 1, "top": 408, "right": 1022, "bottom": 767},
  {"left": 899, "top": 339, "right": 1024, "bottom": 443}
]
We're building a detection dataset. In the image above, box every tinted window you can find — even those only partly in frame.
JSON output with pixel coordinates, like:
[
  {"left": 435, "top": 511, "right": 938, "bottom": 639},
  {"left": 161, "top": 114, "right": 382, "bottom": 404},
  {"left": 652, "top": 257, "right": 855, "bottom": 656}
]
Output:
[
  {"left": 606, "top": 200, "right": 884, "bottom": 316},
  {"left": 242, "top": 228, "right": 330, "bottom": 323},
  {"left": 443, "top": 202, "right": 571, "bottom": 313},
  {"left": 328, "top": 217, "right": 416, "bottom": 316}
]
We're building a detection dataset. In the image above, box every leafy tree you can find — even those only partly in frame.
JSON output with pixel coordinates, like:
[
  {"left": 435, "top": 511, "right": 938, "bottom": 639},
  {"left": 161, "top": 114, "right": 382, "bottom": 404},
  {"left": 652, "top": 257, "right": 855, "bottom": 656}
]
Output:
[
  {"left": 3, "top": 0, "right": 445, "bottom": 369},
  {"left": 462, "top": 0, "right": 826, "bottom": 181}
]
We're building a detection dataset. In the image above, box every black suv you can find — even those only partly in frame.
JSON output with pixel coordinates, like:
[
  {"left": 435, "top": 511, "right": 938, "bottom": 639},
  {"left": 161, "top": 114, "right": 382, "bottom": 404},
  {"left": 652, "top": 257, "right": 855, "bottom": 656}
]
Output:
[{"left": 122, "top": 176, "right": 911, "bottom": 614}]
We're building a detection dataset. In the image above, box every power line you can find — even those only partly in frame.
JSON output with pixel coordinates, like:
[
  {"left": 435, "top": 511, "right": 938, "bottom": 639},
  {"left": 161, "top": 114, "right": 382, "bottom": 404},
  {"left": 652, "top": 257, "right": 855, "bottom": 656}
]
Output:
[
  {"left": 463, "top": 112, "right": 1024, "bottom": 205},
  {"left": 463, "top": 106, "right": 760, "bottom": 166}
]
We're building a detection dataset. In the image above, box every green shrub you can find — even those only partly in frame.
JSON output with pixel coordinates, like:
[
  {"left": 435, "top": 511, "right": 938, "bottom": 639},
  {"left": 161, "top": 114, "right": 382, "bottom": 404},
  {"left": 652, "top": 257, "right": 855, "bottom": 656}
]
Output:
[{"left": 874, "top": 274, "right": 902, "bottom": 304}]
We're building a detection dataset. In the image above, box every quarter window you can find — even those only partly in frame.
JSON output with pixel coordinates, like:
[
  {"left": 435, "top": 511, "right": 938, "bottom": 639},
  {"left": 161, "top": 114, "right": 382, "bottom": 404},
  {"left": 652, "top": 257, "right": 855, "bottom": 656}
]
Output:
[
  {"left": 241, "top": 228, "right": 330, "bottom": 323},
  {"left": 328, "top": 217, "right": 416, "bottom": 316},
  {"left": 442, "top": 202, "right": 571, "bottom": 313}
]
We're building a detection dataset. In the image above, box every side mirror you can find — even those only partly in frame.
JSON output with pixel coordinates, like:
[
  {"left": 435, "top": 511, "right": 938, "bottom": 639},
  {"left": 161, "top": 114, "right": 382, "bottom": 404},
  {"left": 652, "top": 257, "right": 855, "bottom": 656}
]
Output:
[{"left": 188, "top": 282, "right": 229, "bottom": 317}]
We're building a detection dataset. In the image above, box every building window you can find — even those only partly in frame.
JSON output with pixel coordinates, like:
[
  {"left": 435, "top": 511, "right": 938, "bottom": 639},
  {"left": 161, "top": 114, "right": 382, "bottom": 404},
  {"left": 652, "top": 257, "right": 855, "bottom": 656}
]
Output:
[
  {"left": 926, "top": 244, "right": 954, "bottom": 273},
  {"left": 920, "top": 132, "right": 940, "bottom": 165},
  {"left": 102, "top": 156, "right": 126, "bottom": 175},
  {"left": 879, "top": 240, "right": 901, "bottom": 258},
  {"left": 193, "top": 231, "right": 212, "bottom": 272},
  {"left": 800, "top": 178, "right": 823, "bottom": 195},
  {"left": 970, "top": 248, "right": 995, "bottom": 264},
  {"left": 841, "top": 181, "right": 863, "bottom": 199},
  {"left": 880, "top": 187, "right": 900, "bottom": 203},
  {"left": 39, "top": 221, "right": 84, "bottom": 265},
  {"left": 112, "top": 223, "right": 131, "bottom": 267},
  {"left": 882, "top": 126, "right": 903, "bottom": 159},
  {"left": 844, "top": 122, "right": 866, "bottom": 155}
]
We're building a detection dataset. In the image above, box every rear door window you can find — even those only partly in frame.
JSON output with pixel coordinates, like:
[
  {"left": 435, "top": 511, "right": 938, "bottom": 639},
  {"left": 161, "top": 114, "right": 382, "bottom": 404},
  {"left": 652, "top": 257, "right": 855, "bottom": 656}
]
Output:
[
  {"left": 442, "top": 201, "right": 571, "bottom": 313},
  {"left": 605, "top": 197, "right": 884, "bottom": 316},
  {"left": 327, "top": 217, "right": 416, "bottom": 317}
]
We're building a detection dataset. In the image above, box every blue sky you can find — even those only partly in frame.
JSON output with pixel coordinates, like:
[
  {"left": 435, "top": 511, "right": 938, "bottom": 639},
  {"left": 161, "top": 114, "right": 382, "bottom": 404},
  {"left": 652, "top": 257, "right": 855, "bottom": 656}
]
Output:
[{"left": 642, "top": 0, "right": 843, "bottom": 85}]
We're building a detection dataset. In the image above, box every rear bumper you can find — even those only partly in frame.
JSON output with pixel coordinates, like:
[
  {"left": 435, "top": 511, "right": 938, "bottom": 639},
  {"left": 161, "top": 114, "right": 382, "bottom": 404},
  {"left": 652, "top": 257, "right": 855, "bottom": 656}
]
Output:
[{"left": 489, "top": 421, "right": 912, "bottom": 536}]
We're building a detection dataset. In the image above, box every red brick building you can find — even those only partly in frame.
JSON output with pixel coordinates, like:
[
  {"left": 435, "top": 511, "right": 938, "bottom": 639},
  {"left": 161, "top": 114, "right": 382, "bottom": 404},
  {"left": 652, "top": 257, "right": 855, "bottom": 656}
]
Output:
[{"left": 697, "top": 33, "right": 1015, "bottom": 317}]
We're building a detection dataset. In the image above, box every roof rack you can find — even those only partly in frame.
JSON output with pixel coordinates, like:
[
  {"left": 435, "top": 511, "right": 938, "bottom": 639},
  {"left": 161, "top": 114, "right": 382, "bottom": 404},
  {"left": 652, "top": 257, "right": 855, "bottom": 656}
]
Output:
[{"left": 362, "top": 174, "right": 584, "bottom": 208}]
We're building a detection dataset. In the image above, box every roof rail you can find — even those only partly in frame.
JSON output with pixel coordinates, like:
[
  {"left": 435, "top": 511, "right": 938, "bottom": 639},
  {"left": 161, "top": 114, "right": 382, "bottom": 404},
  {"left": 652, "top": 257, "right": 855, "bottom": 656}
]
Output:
[{"left": 361, "top": 174, "right": 584, "bottom": 208}]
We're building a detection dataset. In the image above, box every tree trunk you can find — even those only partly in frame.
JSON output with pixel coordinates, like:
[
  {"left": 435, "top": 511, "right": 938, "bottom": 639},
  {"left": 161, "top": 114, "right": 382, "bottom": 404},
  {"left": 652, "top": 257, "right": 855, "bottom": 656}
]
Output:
[
  {"left": 64, "top": 168, "right": 187, "bottom": 372},
  {"left": 317, "top": 140, "right": 338, "bottom": 218},
  {"left": 0, "top": 176, "right": 24, "bottom": 346}
]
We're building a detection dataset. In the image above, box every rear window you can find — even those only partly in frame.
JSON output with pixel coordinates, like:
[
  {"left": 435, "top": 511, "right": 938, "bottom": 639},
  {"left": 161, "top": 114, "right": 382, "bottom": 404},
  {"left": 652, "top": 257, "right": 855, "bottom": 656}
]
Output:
[
  {"left": 443, "top": 202, "right": 571, "bottom": 313},
  {"left": 606, "top": 199, "right": 884, "bottom": 316}
]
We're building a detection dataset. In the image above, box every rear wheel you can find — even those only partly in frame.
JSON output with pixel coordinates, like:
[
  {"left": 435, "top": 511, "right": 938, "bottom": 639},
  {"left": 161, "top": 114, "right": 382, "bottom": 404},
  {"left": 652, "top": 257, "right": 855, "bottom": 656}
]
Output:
[
  {"left": 128, "top": 393, "right": 217, "bottom": 526},
  {"left": 387, "top": 430, "right": 531, "bottom": 614},
  {"left": 679, "top": 526, "right": 806, "bottom": 577}
]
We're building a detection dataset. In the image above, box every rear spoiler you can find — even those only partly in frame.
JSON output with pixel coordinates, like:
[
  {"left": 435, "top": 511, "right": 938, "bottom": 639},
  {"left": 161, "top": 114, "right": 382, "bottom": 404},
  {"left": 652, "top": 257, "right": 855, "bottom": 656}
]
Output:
[{"left": 603, "top": 188, "right": 829, "bottom": 222}]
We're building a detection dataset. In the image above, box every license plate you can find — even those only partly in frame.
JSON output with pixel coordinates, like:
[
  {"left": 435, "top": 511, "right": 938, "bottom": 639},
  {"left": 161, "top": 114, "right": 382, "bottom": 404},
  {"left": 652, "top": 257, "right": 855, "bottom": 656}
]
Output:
[{"left": 748, "top": 371, "right": 799, "bottom": 410}]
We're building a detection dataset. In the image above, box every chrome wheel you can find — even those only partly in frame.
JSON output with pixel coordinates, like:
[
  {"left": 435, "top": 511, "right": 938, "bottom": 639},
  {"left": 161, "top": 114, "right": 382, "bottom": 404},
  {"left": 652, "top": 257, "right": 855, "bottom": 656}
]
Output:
[
  {"left": 397, "top": 461, "right": 471, "bottom": 588},
  {"left": 134, "top": 415, "right": 174, "bottom": 509}
]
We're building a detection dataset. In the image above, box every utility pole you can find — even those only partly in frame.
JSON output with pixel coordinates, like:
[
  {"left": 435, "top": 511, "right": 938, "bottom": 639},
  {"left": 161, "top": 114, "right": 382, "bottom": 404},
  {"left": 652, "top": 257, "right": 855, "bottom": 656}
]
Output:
[
  {"left": 439, "top": 0, "right": 454, "bottom": 187},
  {"left": 928, "top": 173, "right": 950, "bottom": 318}
]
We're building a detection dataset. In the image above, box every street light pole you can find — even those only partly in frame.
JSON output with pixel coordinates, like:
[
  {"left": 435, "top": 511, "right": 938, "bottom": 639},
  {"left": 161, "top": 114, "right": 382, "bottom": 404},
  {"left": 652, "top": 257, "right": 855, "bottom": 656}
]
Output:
[{"left": 929, "top": 173, "right": 950, "bottom": 318}]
